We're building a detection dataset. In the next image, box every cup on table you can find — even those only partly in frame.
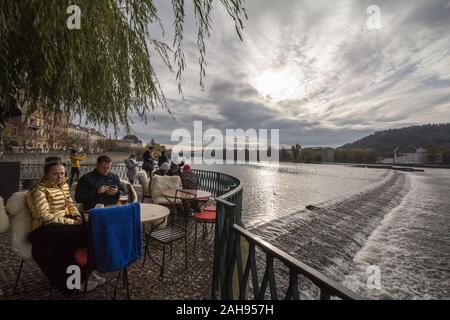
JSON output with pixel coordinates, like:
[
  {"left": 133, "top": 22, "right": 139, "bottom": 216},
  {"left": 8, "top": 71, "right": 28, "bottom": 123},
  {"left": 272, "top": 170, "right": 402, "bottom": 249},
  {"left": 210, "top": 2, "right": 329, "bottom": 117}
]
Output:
[{"left": 118, "top": 196, "right": 128, "bottom": 205}]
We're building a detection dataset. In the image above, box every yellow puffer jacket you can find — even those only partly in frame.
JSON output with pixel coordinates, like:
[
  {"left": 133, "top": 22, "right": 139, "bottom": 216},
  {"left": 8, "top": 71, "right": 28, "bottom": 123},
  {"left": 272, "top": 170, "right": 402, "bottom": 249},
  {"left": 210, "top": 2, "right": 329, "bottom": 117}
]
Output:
[{"left": 26, "top": 178, "right": 82, "bottom": 231}]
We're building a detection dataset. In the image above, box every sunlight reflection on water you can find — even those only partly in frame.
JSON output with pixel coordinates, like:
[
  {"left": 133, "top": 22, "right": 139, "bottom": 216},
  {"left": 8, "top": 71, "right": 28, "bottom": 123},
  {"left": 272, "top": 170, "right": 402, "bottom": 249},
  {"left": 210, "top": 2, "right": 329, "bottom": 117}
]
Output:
[{"left": 194, "top": 162, "right": 386, "bottom": 228}]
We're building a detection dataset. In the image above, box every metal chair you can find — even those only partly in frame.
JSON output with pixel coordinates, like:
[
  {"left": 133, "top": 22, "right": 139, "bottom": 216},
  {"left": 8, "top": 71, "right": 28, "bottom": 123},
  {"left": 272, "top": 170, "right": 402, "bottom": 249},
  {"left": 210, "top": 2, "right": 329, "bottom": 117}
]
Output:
[
  {"left": 193, "top": 206, "right": 216, "bottom": 248},
  {"left": 142, "top": 189, "right": 195, "bottom": 281}
]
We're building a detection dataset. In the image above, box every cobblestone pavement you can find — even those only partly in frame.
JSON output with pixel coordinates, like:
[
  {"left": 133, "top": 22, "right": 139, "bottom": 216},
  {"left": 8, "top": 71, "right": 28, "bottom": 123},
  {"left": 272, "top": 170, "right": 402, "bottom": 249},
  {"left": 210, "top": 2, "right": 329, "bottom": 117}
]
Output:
[{"left": 0, "top": 212, "right": 216, "bottom": 300}]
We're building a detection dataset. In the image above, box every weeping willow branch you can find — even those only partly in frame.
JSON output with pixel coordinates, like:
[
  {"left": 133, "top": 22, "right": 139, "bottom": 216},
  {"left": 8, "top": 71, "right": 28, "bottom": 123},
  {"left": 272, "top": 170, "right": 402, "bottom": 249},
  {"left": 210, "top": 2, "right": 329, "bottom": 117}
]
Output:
[{"left": 0, "top": 0, "right": 247, "bottom": 133}]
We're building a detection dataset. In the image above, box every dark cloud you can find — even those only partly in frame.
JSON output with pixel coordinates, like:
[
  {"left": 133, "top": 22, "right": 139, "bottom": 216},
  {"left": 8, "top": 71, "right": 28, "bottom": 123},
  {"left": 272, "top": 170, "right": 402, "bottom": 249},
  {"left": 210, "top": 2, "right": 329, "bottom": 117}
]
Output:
[
  {"left": 116, "top": 0, "right": 450, "bottom": 147},
  {"left": 400, "top": 0, "right": 450, "bottom": 30}
]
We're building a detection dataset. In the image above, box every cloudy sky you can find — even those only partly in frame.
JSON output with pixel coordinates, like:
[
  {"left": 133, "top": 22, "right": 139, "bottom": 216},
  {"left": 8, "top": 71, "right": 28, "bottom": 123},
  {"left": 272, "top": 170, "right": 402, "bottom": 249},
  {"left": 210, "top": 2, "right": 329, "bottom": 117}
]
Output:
[{"left": 114, "top": 0, "right": 450, "bottom": 147}]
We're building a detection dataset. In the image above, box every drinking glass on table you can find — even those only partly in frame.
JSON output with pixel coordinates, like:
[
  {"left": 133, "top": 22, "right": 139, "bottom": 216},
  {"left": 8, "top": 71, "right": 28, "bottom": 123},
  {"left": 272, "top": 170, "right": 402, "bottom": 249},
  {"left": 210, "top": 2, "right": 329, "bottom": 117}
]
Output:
[{"left": 118, "top": 195, "right": 128, "bottom": 205}]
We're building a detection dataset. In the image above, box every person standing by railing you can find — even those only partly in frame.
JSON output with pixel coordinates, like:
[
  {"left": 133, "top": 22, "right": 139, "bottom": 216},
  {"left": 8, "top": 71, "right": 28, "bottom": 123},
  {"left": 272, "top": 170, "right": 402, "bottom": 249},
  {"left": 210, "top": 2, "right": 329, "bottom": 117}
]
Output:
[
  {"left": 69, "top": 149, "right": 85, "bottom": 187},
  {"left": 142, "top": 145, "right": 155, "bottom": 177},
  {"left": 157, "top": 150, "right": 168, "bottom": 167},
  {"left": 125, "top": 154, "right": 138, "bottom": 184}
]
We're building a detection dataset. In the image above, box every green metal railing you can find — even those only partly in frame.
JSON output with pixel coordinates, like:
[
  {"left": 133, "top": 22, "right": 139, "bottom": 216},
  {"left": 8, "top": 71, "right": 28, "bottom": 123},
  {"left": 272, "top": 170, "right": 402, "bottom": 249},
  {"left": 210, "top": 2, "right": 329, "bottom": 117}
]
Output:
[
  {"left": 189, "top": 169, "right": 243, "bottom": 300},
  {"left": 223, "top": 224, "right": 361, "bottom": 300},
  {"left": 192, "top": 169, "right": 239, "bottom": 198}
]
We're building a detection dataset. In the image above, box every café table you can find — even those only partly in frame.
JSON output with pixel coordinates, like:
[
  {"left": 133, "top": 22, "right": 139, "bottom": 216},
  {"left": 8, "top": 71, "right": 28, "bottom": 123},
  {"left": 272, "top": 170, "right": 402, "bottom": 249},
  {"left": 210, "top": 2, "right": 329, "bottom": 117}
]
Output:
[
  {"left": 161, "top": 188, "right": 212, "bottom": 219},
  {"left": 84, "top": 202, "right": 169, "bottom": 224},
  {"left": 162, "top": 188, "right": 212, "bottom": 200},
  {"left": 140, "top": 203, "right": 170, "bottom": 224}
]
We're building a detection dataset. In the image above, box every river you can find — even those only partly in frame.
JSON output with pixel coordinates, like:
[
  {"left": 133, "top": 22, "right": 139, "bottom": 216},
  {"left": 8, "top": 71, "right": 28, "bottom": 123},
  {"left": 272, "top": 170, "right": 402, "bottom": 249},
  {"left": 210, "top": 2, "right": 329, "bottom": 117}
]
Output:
[{"left": 195, "top": 162, "right": 450, "bottom": 300}]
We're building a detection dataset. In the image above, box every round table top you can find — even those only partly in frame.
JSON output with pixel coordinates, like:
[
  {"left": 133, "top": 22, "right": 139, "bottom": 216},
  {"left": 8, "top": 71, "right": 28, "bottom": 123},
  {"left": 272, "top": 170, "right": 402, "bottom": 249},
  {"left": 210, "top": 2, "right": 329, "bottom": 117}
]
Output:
[
  {"left": 140, "top": 203, "right": 170, "bottom": 223},
  {"left": 162, "top": 189, "right": 212, "bottom": 200}
]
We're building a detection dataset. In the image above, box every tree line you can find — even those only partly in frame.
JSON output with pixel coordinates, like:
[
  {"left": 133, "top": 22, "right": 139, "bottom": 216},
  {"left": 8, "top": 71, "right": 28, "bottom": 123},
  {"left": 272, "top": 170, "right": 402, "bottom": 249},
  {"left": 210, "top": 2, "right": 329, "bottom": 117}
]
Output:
[{"left": 279, "top": 145, "right": 379, "bottom": 164}]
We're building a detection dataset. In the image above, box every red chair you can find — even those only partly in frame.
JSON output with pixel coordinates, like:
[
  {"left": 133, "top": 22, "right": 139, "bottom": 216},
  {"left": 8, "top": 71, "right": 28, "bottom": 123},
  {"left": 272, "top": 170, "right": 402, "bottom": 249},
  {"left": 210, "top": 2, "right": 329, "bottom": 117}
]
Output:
[
  {"left": 193, "top": 207, "right": 216, "bottom": 248},
  {"left": 203, "top": 205, "right": 216, "bottom": 212},
  {"left": 74, "top": 248, "right": 88, "bottom": 267}
]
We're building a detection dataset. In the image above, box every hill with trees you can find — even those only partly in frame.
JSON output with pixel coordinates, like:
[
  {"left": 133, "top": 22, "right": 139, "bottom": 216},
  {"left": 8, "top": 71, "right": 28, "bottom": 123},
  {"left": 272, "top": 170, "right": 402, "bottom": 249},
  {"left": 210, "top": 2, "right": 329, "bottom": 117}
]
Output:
[{"left": 341, "top": 124, "right": 450, "bottom": 156}]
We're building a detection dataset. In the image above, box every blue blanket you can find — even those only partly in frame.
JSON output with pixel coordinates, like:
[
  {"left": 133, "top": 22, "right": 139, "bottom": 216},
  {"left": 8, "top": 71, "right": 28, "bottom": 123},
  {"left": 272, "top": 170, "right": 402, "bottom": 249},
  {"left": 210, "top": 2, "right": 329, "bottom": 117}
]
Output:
[{"left": 89, "top": 203, "right": 142, "bottom": 272}]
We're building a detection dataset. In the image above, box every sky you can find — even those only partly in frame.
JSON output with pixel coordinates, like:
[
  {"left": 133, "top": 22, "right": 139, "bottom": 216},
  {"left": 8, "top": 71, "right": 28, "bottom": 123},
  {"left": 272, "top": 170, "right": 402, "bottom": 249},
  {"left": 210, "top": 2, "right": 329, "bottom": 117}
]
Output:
[{"left": 111, "top": 0, "right": 450, "bottom": 148}]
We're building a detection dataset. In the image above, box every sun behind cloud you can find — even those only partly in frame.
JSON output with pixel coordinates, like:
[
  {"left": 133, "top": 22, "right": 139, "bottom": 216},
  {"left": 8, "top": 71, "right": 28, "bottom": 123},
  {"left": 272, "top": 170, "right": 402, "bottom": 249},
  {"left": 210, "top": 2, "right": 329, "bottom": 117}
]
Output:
[{"left": 251, "top": 68, "right": 304, "bottom": 101}]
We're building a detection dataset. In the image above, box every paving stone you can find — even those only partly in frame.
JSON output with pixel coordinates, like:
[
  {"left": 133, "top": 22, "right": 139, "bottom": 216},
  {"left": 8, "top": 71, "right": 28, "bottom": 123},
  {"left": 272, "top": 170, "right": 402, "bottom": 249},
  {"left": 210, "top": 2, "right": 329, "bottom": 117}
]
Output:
[{"left": 0, "top": 219, "right": 215, "bottom": 300}]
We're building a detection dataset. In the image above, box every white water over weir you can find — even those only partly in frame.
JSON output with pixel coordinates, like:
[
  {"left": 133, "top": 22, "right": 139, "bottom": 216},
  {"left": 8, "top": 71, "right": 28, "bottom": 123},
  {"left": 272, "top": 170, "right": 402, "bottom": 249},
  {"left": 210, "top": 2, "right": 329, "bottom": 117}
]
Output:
[{"left": 248, "top": 170, "right": 449, "bottom": 299}]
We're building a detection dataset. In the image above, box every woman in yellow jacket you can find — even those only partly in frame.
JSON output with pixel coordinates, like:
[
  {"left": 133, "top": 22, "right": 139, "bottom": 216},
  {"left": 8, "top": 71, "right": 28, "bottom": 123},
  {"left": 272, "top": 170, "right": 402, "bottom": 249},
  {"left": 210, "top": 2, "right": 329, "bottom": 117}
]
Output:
[{"left": 26, "top": 161, "right": 94, "bottom": 294}]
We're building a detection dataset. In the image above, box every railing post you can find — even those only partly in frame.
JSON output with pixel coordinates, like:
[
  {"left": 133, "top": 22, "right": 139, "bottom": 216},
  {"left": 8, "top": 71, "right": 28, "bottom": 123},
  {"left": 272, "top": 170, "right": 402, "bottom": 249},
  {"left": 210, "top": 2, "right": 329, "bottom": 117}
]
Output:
[
  {"left": 212, "top": 197, "right": 240, "bottom": 300},
  {"left": 223, "top": 218, "right": 237, "bottom": 299}
]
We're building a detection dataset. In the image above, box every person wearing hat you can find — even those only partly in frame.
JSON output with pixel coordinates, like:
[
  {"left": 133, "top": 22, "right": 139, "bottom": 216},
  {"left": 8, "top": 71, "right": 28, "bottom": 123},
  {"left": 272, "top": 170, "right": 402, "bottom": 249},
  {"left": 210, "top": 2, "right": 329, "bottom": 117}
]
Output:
[
  {"left": 167, "top": 161, "right": 181, "bottom": 177},
  {"left": 180, "top": 164, "right": 199, "bottom": 189},
  {"left": 153, "top": 162, "right": 170, "bottom": 176},
  {"left": 157, "top": 150, "right": 168, "bottom": 167}
]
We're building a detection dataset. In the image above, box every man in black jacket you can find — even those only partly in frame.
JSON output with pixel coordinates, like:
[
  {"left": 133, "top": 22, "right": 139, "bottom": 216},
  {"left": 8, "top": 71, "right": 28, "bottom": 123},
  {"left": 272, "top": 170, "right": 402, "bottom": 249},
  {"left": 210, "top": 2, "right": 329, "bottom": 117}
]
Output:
[
  {"left": 75, "top": 155, "right": 124, "bottom": 210},
  {"left": 142, "top": 146, "right": 155, "bottom": 177}
]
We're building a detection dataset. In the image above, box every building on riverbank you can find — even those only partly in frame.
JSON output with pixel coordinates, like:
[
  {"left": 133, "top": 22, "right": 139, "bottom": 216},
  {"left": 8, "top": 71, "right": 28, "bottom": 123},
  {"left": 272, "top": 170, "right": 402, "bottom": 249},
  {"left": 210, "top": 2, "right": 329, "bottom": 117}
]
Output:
[
  {"left": 4, "top": 106, "right": 69, "bottom": 152},
  {"left": 2, "top": 104, "right": 106, "bottom": 153},
  {"left": 394, "top": 147, "right": 427, "bottom": 165},
  {"left": 67, "top": 125, "right": 106, "bottom": 153}
]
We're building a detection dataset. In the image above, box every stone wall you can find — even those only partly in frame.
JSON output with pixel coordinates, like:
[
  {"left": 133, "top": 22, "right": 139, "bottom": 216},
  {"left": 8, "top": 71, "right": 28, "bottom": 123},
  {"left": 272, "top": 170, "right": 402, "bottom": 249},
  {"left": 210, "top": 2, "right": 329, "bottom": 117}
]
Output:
[{"left": 0, "top": 152, "right": 130, "bottom": 165}]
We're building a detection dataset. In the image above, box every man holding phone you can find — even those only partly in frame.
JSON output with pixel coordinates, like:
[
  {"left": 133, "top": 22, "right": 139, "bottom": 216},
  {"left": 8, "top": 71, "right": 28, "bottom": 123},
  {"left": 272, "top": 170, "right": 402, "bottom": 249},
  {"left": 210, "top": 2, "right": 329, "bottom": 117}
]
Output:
[{"left": 75, "top": 155, "right": 124, "bottom": 210}]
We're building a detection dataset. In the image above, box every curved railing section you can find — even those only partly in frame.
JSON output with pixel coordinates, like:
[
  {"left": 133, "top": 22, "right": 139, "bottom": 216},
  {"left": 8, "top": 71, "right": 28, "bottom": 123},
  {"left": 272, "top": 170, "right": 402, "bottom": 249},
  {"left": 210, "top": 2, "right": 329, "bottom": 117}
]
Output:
[{"left": 192, "top": 169, "right": 241, "bottom": 199}]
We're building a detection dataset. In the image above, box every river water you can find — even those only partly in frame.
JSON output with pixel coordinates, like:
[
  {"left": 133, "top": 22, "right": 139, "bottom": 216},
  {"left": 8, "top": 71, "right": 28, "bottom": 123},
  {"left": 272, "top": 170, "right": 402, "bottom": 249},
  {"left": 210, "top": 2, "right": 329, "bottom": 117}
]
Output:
[{"left": 195, "top": 162, "right": 450, "bottom": 300}]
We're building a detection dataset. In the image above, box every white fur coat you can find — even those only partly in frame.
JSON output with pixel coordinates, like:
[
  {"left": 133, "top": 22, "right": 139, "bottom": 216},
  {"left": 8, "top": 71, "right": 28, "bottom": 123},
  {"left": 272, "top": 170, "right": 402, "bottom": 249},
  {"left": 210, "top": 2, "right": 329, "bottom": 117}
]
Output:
[
  {"left": 136, "top": 171, "right": 150, "bottom": 196},
  {"left": 5, "top": 192, "right": 33, "bottom": 259}
]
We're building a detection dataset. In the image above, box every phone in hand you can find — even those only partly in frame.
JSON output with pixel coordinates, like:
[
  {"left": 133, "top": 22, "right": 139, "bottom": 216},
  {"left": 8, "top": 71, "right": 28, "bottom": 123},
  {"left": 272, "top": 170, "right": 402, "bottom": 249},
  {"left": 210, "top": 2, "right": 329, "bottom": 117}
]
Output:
[{"left": 106, "top": 179, "right": 116, "bottom": 189}]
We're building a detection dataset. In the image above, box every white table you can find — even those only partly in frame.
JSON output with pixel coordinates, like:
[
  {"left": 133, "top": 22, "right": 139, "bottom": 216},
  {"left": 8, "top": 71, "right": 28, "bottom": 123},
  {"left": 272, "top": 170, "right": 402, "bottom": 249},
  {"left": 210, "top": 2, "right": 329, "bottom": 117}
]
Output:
[
  {"left": 140, "top": 203, "right": 170, "bottom": 223},
  {"left": 85, "top": 202, "right": 170, "bottom": 223}
]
